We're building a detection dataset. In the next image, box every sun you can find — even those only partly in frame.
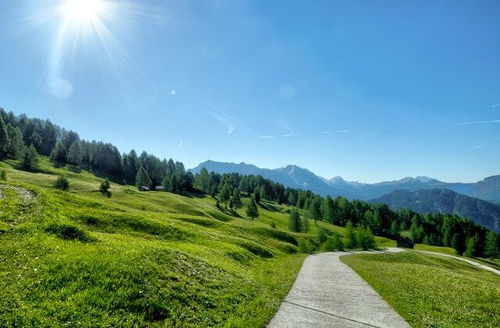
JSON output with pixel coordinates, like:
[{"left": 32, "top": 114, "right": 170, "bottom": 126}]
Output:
[{"left": 59, "top": 0, "right": 106, "bottom": 23}]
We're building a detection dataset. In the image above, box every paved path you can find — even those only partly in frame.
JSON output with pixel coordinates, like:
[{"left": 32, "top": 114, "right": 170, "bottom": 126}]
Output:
[
  {"left": 415, "top": 250, "right": 500, "bottom": 275},
  {"left": 268, "top": 249, "right": 410, "bottom": 328}
]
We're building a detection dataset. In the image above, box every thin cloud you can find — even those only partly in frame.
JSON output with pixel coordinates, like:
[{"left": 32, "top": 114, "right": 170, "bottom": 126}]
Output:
[
  {"left": 282, "top": 133, "right": 297, "bottom": 137},
  {"left": 336, "top": 130, "right": 349, "bottom": 133},
  {"left": 257, "top": 135, "right": 276, "bottom": 139},
  {"left": 321, "top": 131, "right": 331, "bottom": 134},
  {"left": 178, "top": 140, "right": 184, "bottom": 148},
  {"left": 470, "top": 137, "right": 500, "bottom": 150},
  {"left": 492, "top": 102, "right": 500, "bottom": 108},
  {"left": 206, "top": 108, "right": 235, "bottom": 134},
  {"left": 455, "top": 119, "right": 500, "bottom": 126}
]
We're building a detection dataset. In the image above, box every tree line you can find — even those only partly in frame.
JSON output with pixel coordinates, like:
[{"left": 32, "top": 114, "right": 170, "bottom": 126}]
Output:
[{"left": 1, "top": 108, "right": 498, "bottom": 258}]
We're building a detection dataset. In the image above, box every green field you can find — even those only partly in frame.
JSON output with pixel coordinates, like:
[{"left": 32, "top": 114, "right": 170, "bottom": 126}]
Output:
[
  {"left": 341, "top": 251, "right": 500, "bottom": 328},
  {"left": 0, "top": 158, "right": 394, "bottom": 327}
]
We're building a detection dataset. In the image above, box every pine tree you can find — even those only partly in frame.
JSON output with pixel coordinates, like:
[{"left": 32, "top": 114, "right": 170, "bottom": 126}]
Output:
[
  {"left": 6, "top": 125, "right": 24, "bottom": 159},
  {"left": 451, "top": 233, "right": 465, "bottom": 255},
  {"left": 246, "top": 198, "right": 259, "bottom": 219},
  {"left": 0, "top": 115, "right": 10, "bottom": 159},
  {"left": 464, "top": 236, "right": 478, "bottom": 257},
  {"left": 345, "top": 221, "right": 358, "bottom": 249},
  {"left": 484, "top": 231, "right": 499, "bottom": 258},
  {"left": 21, "top": 144, "right": 39, "bottom": 171},
  {"left": 357, "top": 227, "right": 376, "bottom": 250},
  {"left": 288, "top": 208, "right": 302, "bottom": 232},
  {"left": 194, "top": 168, "right": 210, "bottom": 193},
  {"left": 309, "top": 197, "right": 322, "bottom": 223},
  {"left": 254, "top": 187, "right": 261, "bottom": 204},
  {"left": 67, "top": 141, "right": 83, "bottom": 166},
  {"left": 50, "top": 142, "right": 67, "bottom": 164},
  {"left": 220, "top": 183, "right": 231, "bottom": 208},
  {"left": 136, "top": 166, "right": 152, "bottom": 190},
  {"left": 232, "top": 188, "right": 243, "bottom": 209},
  {"left": 259, "top": 186, "right": 266, "bottom": 202}
]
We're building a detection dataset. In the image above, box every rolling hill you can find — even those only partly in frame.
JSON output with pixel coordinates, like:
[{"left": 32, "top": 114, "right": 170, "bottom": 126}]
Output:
[
  {"left": 370, "top": 189, "right": 500, "bottom": 232},
  {"left": 0, "top": 157, "right": 394, "bottom": 327}
]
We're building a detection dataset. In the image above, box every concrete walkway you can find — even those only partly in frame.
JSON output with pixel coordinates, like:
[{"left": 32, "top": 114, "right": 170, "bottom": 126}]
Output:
[
  {"left": 415, "top": 250, "right": 500, "bottom": 275},
  {"left": 268, "top": 250, "right": 410, "bottom": 328}
]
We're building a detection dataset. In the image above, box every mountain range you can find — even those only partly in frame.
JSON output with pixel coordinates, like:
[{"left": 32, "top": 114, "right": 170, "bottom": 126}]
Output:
[
  {"left": 371, "top": 189, "right": 500, "bottom": 232},
  {"left": 191, "top": 160, "right": 500, "bottom": 204}
]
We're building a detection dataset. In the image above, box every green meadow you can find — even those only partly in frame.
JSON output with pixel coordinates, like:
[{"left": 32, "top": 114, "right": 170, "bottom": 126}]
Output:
[
  {"left": 341, "top": 251, "right": 500, "bottom": 328},
  {"left": 0, "top": 158, "right": 394, "bottom": 327}
]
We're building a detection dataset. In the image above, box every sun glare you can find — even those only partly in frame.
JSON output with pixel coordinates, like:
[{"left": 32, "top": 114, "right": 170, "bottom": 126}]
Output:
[{"left": 60, "top": 0, "right": 105, "bottom": 23}]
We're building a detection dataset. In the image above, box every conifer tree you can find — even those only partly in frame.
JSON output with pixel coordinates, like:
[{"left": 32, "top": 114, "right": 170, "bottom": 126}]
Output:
[
  {"left": 464, "top": 236, "right": 478, "bottom": 257},
  {"left": 232, "top": 188, "right": 243, "bottom": 209},
  {"left": 6, "top": 125, "right": 23, "bottom": 159},
  {"left": 67, "top": 141, "right": 83, "bottom": 166},
  {"left": 246, "top": 198, "right": 259, "bottom": 219},
  {"left": 309, "top": 197, "right": 322, "bottom": 223},
  {"left": 0, "top": 116, "right": 9, "bottom": 159},
  {"left": 136, "top": 166, "right": 152, "bottom": 190},
  {"left": 100, "top": 179, "right": 111, "bottom": 196},
  {"left": 345, "top": 221, "right": 358, "bottom": 249},
  {"left": 21, "top": 144, "right": 39, "bottom": 171},
  {"left": 220, "top": 183, "right": 231, "bottom": 208},
  {"left": 288, "top": 208, "right": 302, "bottom": 232},
  {"left": 484, "top": 231, "right": 499, "bottom": 258}
]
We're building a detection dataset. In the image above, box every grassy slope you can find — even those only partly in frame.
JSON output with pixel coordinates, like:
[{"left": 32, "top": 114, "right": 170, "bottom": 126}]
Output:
[
  {"left": 415, "top": 243, "right": 500, "bottom": 270},
  {"left": 0, "top": 158, "right": 393, "bottom": 327},
  {"left": 341, "top": 251, "right": 500, "bottom": 328}
]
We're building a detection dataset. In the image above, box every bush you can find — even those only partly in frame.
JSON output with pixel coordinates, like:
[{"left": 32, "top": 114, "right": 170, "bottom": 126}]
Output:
[
  {"left": 99, "top": 179, "right": 111, "bottom": 197},
  {"left": 357, "top": 227, "right": 376, "bottom": 250},
  {"left": 0, "top": 169, "right": 6, "bottom": 181},
  {"left": 45, "top": 224, "right": 93, "bottom": 242},
  {"left": 270, "top": 221, "right": 277, "bottom": 229},
  {"left": 53, "top": 176, "right": 69, "bottom": 191},
  {"left": 298, "top": 239, "right": 315, "bottom": 253}
]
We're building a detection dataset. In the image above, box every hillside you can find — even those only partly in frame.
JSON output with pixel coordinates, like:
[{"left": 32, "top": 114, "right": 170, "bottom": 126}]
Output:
[
  {"left": 191, "top": 160, "right": 500, "bottom": 203},
  {"left": 0, "top": 158, "right": 393, "bottom": 327},
  {"left": 371, "top": 189, "right": 500, "bottom": 232}
]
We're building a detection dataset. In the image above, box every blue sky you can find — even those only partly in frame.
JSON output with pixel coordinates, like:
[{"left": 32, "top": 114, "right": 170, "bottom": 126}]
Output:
[{"left": 1, "top": 0, "right": 499, "bottom": 183}]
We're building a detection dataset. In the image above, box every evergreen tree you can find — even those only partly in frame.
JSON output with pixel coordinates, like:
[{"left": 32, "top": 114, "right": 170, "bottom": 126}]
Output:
[
  {"left": 194, "top": 168, "right": 210, "bottom": 193},
  {"left": 451, "top": 233, "right": 465, "bottom": 255},
  {"left": 6, "top": 125, "right": 24, "bottom": 158},
  {"left": 232, "top": 188, "right": 243, "bottom": 209},
  {"left": 317, "top": 228, "right": 329, "bottom": 244},
  {"left": 322, "top": 196, "right": 335, "bottom": 223},
  {"left": 309, "top": 197, "right": 322, "bottom": 223},
  {"left": 288, "top": 208, "right": 302, "bottom": 232},
  {"left": 50, "top": 142, "right": 67, "bottom": 164},
  {"left": 219, "top": 183, "right": 231, "bottom": 208},
  {"left": 21, "top": 144, "right": 39, "bottom": 171},
  {"left": 390, "top": 221, "right": 399, "bottom": 238},
  {"left": 136, "top": 166, "right": 152, "bottom": 190},
  {"left": 345, "top": 221, "right": 358, "bottom": 249},
  {"left": 254, "top": 187, "right": 261, "bottom": 204},
  {"left": 67, "top": 141, "right": 83, "bottom": 166},
  {"left": 0, "top": 115, "right": 9, "bottom": 159},
  {"left": 246, "top": 198, "right": 259, "bottom": 219},
  {"left": 464, "top": 236, "right": 478, "bottom": 257},
  {"left": 333, "top": 233, "right": 344, "bottom": 251},
  {"left": 259, "top": 185, "right": 267, "bottom": 201},
  {"left": 357, "top": 227, "right": 376, "bottom": 250},
  {"left": 302, "top": 215, "right": 310, "bottom": 232},
  {"left": 484, "top": 231, "right": 499, "bottom": 258}
]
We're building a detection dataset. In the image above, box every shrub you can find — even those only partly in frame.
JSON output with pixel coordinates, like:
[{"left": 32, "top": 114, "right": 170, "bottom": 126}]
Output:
[
  {"left": 45, "top": 224, "right": 93, "bottom": 242},
  {"left": 53, "top": 176, "right": 69, "bottom": 191},
  {"left": 99, "top": 179, "right": 111, "bottom": 197},
  {"left": 0, "top": 169, "right": 6, "bottom": 181},
  {"left": 270, "top": 220, "right": 277, "bottom": 229}
]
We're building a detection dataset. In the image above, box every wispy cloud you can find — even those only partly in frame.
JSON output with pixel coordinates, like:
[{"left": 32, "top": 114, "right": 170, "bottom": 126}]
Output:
[
  {"left": 492, "top": 102, "right": 500, "bottom": 108},
  {"left": 455, "top": 119, "right": 500, "bottom": 126},
  {"left": 321, "top": 131, "right": 331, "bottom": 134},
  {"left": 336, "top": 130, "right": 349, "bottom": 133},
  {"left": 178, "top": 140, "right": 184, "bottom": 148},
  {"left": 282, "top": 133, "right": 297, "bottom": 137},
  {"left": 203, "top": 105, "right": 235, "bottom": 134},
  {"left": 257, "top": 135, "right": 276, "bottom": 139},
  {"left": 470, "top": 137, "right": 500, "bottom": 150}
]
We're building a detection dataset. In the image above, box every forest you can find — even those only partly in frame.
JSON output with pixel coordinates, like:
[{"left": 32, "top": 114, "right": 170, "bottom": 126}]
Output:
[{"left": 1, "top": 108, "right": 499, "bottom": 258}]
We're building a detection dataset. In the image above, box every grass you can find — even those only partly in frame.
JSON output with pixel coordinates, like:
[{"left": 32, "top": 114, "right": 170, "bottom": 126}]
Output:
[
  {"left": 2, "top": 158, "right": 372, "bottom": 327},
  {"left": 341, "top": 251, "right": 500, "bottom": 328},
  {"left": 415, "top": 243, "right": 500, "bottom": 270}
]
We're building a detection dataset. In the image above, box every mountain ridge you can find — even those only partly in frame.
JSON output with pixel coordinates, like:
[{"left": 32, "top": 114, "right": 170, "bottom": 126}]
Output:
[{"left": 190, "top": 160, "right": 500, "bottom": 203}]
